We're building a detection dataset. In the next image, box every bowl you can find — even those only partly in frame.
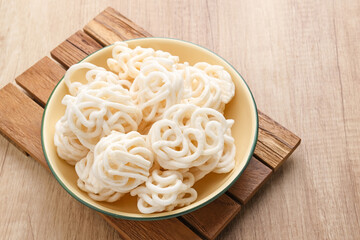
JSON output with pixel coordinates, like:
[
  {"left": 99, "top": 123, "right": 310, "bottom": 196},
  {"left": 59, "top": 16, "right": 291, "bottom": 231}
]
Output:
[{"left": 42, "top": 37, "right": 258, "bottom": 220}]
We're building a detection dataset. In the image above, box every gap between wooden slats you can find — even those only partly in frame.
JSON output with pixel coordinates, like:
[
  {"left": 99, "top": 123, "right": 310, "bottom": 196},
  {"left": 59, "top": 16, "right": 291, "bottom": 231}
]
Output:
[
  {"left": 67, "top": 31, "right": 103, "bottom": 55},
  {"left": 180, "top": 194, "right": 241, "bottom": 240},
  {"left": 51, "top": 30, "right": 103, "bottom": 69},
  {"left": 16, "top": 56, "right": 66, "bottom": 107},
  {"left": 100, "top": 214, "right": 202, "bottom": 240},
  {"left": 228, "top": 157, "right": 272, "bottom": 204}
]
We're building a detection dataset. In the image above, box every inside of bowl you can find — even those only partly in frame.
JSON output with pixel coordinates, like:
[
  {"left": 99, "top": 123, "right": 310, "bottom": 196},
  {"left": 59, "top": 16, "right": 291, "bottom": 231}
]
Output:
[{"left": 43, "top": 38, "right": 257, "bottom": 219}]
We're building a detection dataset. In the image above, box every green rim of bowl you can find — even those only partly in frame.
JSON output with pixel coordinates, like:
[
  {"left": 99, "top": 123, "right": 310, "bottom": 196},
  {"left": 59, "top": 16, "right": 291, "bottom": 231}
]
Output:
[{"left": 41, "top": 37, "right": 259, "bottom": 221}]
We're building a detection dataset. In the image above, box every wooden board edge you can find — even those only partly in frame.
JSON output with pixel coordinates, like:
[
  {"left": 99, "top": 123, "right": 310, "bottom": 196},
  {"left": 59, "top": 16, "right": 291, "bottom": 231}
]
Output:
[
  {"left": 227, "top": 157, "right": 273, "bottom": 204},
  {"left": 273, "top": 137, "right": 301, "bottom": 171},
  {"left": 0, "top": 84, "right": 48, "bottom": 169}
]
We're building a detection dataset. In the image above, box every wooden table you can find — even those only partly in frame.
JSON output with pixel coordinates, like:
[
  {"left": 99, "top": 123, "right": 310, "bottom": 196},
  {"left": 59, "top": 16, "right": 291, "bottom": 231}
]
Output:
[{"left": 0, "top": 1, "right": 359, "bottom": 239}]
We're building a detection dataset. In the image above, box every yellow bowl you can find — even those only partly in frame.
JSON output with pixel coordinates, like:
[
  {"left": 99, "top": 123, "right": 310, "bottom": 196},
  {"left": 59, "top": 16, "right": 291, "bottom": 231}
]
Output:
[{"left": 41, "top": 38, "right": 258, "bottom": 220}]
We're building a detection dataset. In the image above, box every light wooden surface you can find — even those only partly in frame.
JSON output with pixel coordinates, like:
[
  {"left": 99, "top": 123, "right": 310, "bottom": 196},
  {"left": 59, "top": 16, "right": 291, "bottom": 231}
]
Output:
[
  {"left": 5, "top": 7, "right": 300, "bottom": 238},
  {"left": 4, "top": 8, "right": 298, "bottom": 239},
  {"left": 0, "top": 1, "right": 358, "bottom": 239}
]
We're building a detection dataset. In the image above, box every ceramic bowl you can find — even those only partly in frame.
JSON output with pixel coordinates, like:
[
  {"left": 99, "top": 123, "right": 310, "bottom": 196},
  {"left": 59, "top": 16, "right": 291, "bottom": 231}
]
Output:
[{"left": 42, "top": 38, "right": 258, "bottom": 220}]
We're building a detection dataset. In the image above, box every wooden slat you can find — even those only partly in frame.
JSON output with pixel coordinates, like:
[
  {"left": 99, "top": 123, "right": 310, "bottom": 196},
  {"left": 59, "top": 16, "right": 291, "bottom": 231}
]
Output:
[
  {"left": 258, "top": 111, "right": 300, "bottom": 149},
  {"left": 103, "top": 214, "right": 201, "bottom": 240},
  {"left": 15, "top": 57, "right": 65, "bottom": 106},
  {"left": 0, "top": 84, "right": 47, "bottom": 169},
  {"left": 51, "top": 30, "right": 103, "bottom": 69},
  {"left": 84, "top": 19, "right": 123, "bottom": 47},
  {"left": 67, "top": 30, "right": 102, "bottom": 55},
  {"left": 255, "top": 112, "right": 301, "bottom": 170},
  {"left": 258, "top": 128, "right": 291, "bottom": 158},
  {"left": 84, "top": 7, "right": 151, "bottom": 46},
  {"left": 254, "top": 141, "right": 283, "bottom": 169},
  {"left": 181, "top": 194, "right": 241, "bottom": 240},
  {"left": 51, "top": 40, "right": 88, "bottom": 69},
  {"left": 228, "top": 157, "right": 272, "bottom": 204}
]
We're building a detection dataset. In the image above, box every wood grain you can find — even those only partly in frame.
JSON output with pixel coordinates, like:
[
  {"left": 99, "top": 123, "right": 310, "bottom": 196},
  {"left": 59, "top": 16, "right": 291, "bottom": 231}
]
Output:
[
  {"left": 103, "top": 215, "right": 201, "bottom": 240},
  {"left": 51, "top": 31, "right": 103, "bottom": 69},
  {"left": 0, "top": 1, "right": 359, "bottom": 240},
  {"left": 255, "top": 112, "right": 301, "bottom": 170},
  {"left": 0, "top": 84, "right": 47, "bottom": 169},
  {"left": 258, "top": 111, "right": 300, "bottom": 149},
  {"left": 254, "top": 111, "right": 301, "bottom": 170},
  {"left": 67, "top": 31, "right": 103, "bottom": 55},
  {"left": 84, "top": 7, "right": 151, "bottom": 46},
  {"left": 15, "top": 57, "right": 65, "bottom": 106},
  {"left": 228, "top": 157, "right": 272, "bottom": 204},
  {"left": 51, "top": 40, "right": 88, "bottom": 69},
  {"left": 180, "top": 194, "right": 241, "bottom": 240}
]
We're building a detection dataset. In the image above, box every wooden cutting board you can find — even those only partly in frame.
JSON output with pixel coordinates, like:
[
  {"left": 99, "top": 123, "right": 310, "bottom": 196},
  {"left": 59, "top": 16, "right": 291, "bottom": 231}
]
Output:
[{"left": 0, "top": 7, "right": 300, "bottom": 240}]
